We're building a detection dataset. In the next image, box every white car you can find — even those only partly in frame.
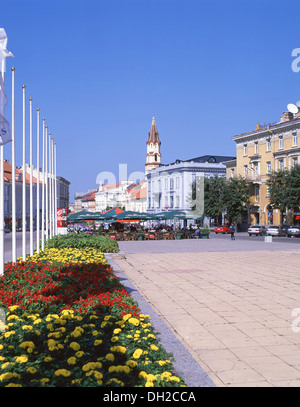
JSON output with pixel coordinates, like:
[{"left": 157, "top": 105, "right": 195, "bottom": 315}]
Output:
[
  {"left": 287, "top": 225, "right": 300, "bottom": 238},
  {"left": 266, "top": 225, "right": 289, "bottom": 236},
  {"left": 248, "top": 225, "right": 267, "bottom": 236}
]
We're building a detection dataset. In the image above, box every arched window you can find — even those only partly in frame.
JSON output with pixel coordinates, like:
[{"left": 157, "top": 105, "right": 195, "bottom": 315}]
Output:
[{"left": 155, "top": 154, "right": 157, "bottom": 162}]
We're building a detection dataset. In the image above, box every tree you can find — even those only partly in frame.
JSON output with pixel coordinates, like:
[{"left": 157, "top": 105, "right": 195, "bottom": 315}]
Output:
[
  {"left": 267, "top": 165, "right": 300, "bottom": 212},
  {"left": 223, "top": 176, "right": 250, "bottom": 222},
  {"left": 203, "top": 176, "right": 226, "bottom": 221},
  {"left": 189, "top": 175, "right": 250, "bottom": 224}
]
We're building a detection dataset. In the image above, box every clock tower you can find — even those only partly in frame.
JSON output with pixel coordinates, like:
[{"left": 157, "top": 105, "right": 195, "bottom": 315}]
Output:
[{"left": 145, "top": 113, "right": 161, "bottom": 174}]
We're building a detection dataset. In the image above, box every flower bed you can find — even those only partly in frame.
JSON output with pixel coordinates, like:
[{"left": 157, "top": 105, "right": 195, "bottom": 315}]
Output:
[
  {"left": 0, "top": 248, "right": 186, "bottom": 387},
  {"left": 45, "top": 233, "right": 119, "bottom": 253},
  {"left": 20, "top": 247, "right": 110, "bottom": 265}
]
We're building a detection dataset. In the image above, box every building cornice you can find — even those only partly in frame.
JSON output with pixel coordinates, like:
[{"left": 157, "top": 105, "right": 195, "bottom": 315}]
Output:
[{"left": 232, "top": 118, "right": 300, "bottom": 143}]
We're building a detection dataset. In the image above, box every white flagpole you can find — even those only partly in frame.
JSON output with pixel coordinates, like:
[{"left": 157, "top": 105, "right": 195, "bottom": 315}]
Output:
[
  {"left": 54, "top": 142, "right": 57, "bottom": 236},
  {"left": 22, "top": 85, "right": 26, "bottom": 261},
  {"left": 11, "top": 66, "right": 16, "bottom": 263},
  {"left": 45, "top": 126, "right": 48, "bottom": 242},
  {"left": 51, "top": 136, "right": 54, "bottom": 237},
  {"left": 36, "top": 108, "right": 40, "bottom": 253},
  {"left": 41, "top": 118, "right": 45, "bottom": 250},
  {"left": 49, "top": 132, "right": 52, "bottom": 239},
  {"left": 0, "top": 60, "right": 5, "bottom": 275},
  {"left": 29, "top": 98, "right": 33, "bottom": 256}
]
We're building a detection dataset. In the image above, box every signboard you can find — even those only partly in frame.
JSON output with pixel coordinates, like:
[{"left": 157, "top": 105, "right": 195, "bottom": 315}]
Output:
[{"left": 57, "top": 208, "right": 68, "bottom": 228}]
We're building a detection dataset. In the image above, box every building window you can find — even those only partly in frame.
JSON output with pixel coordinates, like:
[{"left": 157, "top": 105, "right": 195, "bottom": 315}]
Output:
[
  {"left": 244, "top": 165, "right": 248, "bottom": 176},
  {"left": 254, "top": 185, "right": 259, "bottom": 202},
  {"left": 293, "top": 132, "right": 298, "bottom": 147},
  {"left": 253, "top": 162, "right": 259, "bottom": 176},
  {"left": 266, "top": 185, "right": 270, "bottom": 197},
  {"left": 244, "top": 144, "right": 248, "bottom": 156},
  {"left": 175, "top": 196, "right": 179, "bottom": 208},
  {"left": 164, "top": 179, "right": 168, "bottom": 190},
  {"left": 279, "top": 136, "right": 284, "bottom": 149},
  {"left": 231, "top": 168, "right": 235, "bottom": 178},
  {"left": 292, "top": 156, "right": 298, "bottom": 167},
  {"left": 254, "top": 142, "right": 259, "bottom": 154},
  {"left": 170, "top": 195, "right": 174, "bottom": 208},
  {"left": 266, "top": 138, "right": 271, "bottom": 152},
  {"left": 279, "top": 159, "right": 284, "bottom": 171},
  {"left": 154, "top": 154, "right": 157, "bottom": 162},
  {"left": 170, "top": 178, "right": 174, "bottom": 190},
  {"left": 266, "top": 161, "right": 271, "bottom": 174},
  {"left": 176, "top": 177, "right": 180, "bottom": 189}
]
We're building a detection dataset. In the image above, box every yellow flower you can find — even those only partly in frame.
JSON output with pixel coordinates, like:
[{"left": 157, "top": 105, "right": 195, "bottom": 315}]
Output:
[
  {"left": 22, "top": 325, "right": 33, "bottom": 331},
  {"left": 67, "top": 357, "right": 77, "bottom": 365},
  {"left": 5, "top": 383, "right": 22, "bottom": 387},
  {"left": 69, "top": 342, "right": 80, "bottom": 351},
  {"left": 44, "top": 356, "right": 52, "bottom": 362},
  {"left": 26, "top": 367, "right": 37, "bottom": 374},
  {"left": 138, "top": 371, "right": 147, "bottom": 379},
  {"left": 19, "top": 341, "right": 35, "bottom": 350},
  {"left": 0, "top": 372, "right": 20, "bottom": 381},
  {"left": 15, "top": 355, "right": 28, "bottom": 363},
  {"left": 105, "top": 353, "right": 115, "bottom": 362},
  {"left": 128, "top": 317, "right": 139, "bottom": 326},
  {"left": 4, "top": 331, "right": 15, "bottom": 338},
  {"left": 54, "top": 369, "right": 71, "bottom": 377},
  {"left": 145, "top": 381, "right": 154, "bottom": 387},
  {"left": 93, "top": 371, "right": 103, "bottom": 380},
  {"left": 111, "top": 336, "right": 118, "bottom": 343},
  {"left": 169, "top": 376, "right": 181, "bottom": 383},
  {"left": 126, "top": 360, "right": 137, "bottom": 368},
  {"left": 132, "top": 349, "right": 143, "bottom": 359},
  {"left": 33, "top": 318, "right": 42, "bottom": 325},
  {"left": 1, "top": 362, "right": 12, "bottom": 370},
  {"left": 94, "top": 339, "right": 103, "bottom": 346},
  {"left": 7, "top": 315, "right": 19, "bottom": 321},
  {"left": 8, "top": 305, "right": 19, "bottom": 312}
]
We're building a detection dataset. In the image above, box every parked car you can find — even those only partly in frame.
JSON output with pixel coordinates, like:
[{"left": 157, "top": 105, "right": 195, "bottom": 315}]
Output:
[
  {"left": 4, "top": 227, "right": 10, "bottom": 234},
  {"left": 214, "top": 225, "right": 231, "bottom": 234},
  {"left": 287, "top": 225, "right": 300, "bottom": 238},
  {"left": 248, "top": 225, "right": 267, "bottom": 236},
  {"left": 266, "top": 225, "right": 289, "bottom": 236}
]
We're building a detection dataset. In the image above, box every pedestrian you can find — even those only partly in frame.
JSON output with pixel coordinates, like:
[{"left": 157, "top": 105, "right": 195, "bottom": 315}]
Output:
[{"left": 230, "top": 223, "right": 235, "bottom": 240}]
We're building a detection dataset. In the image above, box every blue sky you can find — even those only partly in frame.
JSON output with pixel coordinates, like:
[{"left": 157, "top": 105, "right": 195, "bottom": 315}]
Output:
[{"left": 2, "top": 0, "right": 300, "bottom": 201}]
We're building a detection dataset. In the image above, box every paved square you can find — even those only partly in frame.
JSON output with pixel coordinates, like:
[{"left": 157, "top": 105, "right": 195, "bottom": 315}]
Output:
[{"left": 111, "top": 239, "right": 300, "bottom": 387}]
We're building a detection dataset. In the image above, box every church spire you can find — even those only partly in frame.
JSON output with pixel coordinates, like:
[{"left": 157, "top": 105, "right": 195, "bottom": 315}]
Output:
[{"left": 147, "top": 112, "right": 161, "bottom": 145}]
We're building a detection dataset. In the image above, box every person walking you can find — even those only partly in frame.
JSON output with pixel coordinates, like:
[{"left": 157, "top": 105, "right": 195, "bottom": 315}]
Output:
[{"left": 230, "top": 223, "right": 235, "bottom": 240}]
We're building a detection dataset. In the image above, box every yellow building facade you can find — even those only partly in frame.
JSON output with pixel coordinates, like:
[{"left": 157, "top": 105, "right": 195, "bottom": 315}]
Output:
[{"left": 227, "top": 109, "right": 300, "bottom": 226}]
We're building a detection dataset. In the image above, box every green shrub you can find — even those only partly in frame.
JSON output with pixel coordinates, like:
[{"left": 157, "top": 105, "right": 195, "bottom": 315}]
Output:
[{"left": 45, "top": 233, "right": 119, "bottom": 253}]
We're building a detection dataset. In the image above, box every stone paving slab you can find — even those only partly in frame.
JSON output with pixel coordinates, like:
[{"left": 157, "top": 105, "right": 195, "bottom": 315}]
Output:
[{"left": 108, "top": 241, "right": 300, "bottom": 387}]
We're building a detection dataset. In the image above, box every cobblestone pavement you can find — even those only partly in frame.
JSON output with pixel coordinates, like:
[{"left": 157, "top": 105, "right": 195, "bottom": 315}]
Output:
[{"left": 109, "top": 239, "right": 300, "bottom": 387}]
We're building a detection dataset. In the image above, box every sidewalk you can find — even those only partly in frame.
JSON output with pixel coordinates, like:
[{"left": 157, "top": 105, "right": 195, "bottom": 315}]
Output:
[{"left": 106, "top": 239, "right": 300, "bottom": 387}]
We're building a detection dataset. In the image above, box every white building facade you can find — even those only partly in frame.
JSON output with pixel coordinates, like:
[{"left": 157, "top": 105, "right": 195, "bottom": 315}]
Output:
[{"left": 147, "top": 155, "right": 235, "bottom": 219}]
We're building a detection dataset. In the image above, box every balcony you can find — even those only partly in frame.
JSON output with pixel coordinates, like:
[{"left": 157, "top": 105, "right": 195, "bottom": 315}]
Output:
[{"left": 245, "top": 173, "right": 261, "bottom": 182}]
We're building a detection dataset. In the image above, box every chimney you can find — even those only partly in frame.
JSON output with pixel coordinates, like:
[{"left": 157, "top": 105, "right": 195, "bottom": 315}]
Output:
[{"left": 280, "top": 111, "right": 293, "bottom": 123}]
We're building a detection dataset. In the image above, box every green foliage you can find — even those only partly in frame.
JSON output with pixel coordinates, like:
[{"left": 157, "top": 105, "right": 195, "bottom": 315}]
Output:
[
  {"left": 191, "top": 175, "right": 250, "bottom": 222},
  {"left": 203, "top": 176, "right": 226, "bottom": 218},
  {"left": 45, "top": 233, "right": 119, "bottom": 253},
  {"left": 223, "top": 176, "right": 250, "bottom": 222},
  {"left": 267, "top": 165, "right": 300, "bottom": 211}
]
